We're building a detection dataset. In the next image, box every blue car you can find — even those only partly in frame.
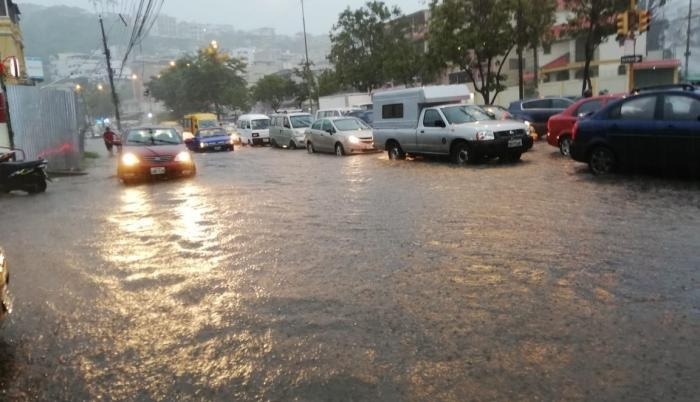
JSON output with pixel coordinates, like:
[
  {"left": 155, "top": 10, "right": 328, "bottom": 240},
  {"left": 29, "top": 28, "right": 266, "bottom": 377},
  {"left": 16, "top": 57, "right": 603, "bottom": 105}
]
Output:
[
  {"left": 507, "top": 97, "right": 573, "bottom": 137},
  {"left": 570, "top": 88, "right": 700, "bottom": 175},
  {"left": 187, "top": 128, "right": 234, "bottom": 152}
]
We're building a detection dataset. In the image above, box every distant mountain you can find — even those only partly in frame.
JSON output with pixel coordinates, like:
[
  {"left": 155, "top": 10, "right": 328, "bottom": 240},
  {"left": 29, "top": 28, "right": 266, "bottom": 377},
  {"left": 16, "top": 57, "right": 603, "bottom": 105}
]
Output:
[{"left": 19, "top": 3, "right": 330, "bottom": 63}]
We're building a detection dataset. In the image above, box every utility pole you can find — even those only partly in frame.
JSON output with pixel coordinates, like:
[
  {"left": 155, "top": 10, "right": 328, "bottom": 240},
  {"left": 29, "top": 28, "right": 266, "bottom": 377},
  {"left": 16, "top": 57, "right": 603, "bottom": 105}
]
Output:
[
  {"left": 685, "top": 0, "right": 693, "bottom": 81},
  {"left": 99, "top": 15, "right": 122, "bottom": 131},
  {"left": 301, "top": 0, "right": 314, "bottom": 112},
  {"left": 517, "top": 0, "right": 524, "bottom": 100}
]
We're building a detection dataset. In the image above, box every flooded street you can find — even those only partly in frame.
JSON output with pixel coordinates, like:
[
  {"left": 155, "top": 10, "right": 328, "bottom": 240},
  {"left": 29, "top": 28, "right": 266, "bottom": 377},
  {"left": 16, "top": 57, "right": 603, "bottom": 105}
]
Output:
[{"left": 1, "top": 139, "right": 699, "bottom": 401}]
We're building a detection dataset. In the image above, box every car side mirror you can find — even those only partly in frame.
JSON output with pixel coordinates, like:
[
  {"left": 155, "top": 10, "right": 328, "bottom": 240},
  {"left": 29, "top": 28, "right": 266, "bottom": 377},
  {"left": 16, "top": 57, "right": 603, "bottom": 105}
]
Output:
[{"left": 435, "top": 120, "right": 446, "bottom": 128}]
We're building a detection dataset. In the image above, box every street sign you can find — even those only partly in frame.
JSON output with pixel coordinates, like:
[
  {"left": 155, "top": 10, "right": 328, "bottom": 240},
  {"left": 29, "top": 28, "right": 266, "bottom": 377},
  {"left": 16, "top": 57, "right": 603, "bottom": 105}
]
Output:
[{"left": 621, "top": 55, "right": 643, "bottom": 64}]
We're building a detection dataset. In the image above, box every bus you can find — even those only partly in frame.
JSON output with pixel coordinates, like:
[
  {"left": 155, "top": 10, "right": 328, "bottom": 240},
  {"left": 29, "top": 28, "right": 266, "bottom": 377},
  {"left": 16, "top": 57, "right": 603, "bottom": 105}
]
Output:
[{"left": 181, "top": 113, "right": 218, "bottom": 140}]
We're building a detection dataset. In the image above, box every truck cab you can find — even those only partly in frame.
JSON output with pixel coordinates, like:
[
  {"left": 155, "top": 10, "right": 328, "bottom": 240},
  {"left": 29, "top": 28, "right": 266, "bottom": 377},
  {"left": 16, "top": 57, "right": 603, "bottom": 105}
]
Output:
[{"left": 373, "top": 86, "right": 532, "bottom": 164}]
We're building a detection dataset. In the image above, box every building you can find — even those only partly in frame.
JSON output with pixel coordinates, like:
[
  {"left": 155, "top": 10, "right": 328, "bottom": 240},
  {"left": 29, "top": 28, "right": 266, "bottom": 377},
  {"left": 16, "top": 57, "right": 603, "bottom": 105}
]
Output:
[
  {"left": 25, "top": 56, "right": 44, "bottom": 83},
  {"left": 0, "top": 0, "right": 27, "bottom": 84},
  {"left": 49, "top": 52, "right": 133, "bottom": 82}
]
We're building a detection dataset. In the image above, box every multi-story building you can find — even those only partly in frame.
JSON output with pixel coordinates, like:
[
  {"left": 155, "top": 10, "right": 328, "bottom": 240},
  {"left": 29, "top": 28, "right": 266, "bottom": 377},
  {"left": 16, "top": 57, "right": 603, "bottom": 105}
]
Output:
[{"left": 0, "top": 0, "right": 27, "bottom": 84}]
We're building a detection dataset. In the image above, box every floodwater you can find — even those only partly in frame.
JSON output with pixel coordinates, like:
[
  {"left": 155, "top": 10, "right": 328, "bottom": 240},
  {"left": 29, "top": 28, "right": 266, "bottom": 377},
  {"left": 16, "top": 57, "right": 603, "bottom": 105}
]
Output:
[{"left": 0, "top": 139, "right": 698, "bottom": 401}]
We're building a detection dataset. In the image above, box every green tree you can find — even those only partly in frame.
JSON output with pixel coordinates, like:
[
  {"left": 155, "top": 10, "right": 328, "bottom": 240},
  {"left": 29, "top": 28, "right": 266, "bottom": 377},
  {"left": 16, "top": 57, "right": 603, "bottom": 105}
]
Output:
[
  {"left": 292, "top": 62, "right": 318, "bottom": 109},
  {"left": 429, "top": 0, "right": 516, "bottom": 104},
  {"left": 251, "top": 74, "right": 295, "bottom": 112},
  {"left": 147, "top": 44, "right": 248, "bottom": 119},
  {"left": 316, "top": 69, "right": 343, "bottom": 97},
  {"left": 328, "top": 1, "right": 399, "bottom": 92},
  {"left": 512, "top": 0, "right": 557, "bottom": 96},
  {"left": 566, "top": 0, "right": 628, "bottom": 95}
]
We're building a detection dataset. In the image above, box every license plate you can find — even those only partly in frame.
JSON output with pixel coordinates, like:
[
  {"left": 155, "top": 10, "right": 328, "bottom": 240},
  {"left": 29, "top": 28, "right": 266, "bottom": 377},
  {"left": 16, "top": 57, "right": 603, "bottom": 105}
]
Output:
[
  {"left": 150, "top": 167, "right": 166, "bottom": 175},
  {"left": 508, "top": 139, "right": 523, "bottom": 148},
  {"left": 214, "top": 146, "right": 222, "bottom": 151},
  {"left": 262, "top": 138, "right": 269, "bottom": 142}
]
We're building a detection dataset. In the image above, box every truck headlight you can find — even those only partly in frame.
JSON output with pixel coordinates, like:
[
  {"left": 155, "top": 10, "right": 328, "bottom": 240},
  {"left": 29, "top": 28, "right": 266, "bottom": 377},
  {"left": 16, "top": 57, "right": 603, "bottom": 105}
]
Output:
[
  {"left": 348, "top": 135, "right": 360, "bottom": 144},
  {"left": 174, "top": 151, "right": 191, "bottom": 163},
  {"left": 121, "top": 153, "right": 139, "bottom": 166},
  {"left": 476, "top": 130, "right": 495, "bottom": 141}
]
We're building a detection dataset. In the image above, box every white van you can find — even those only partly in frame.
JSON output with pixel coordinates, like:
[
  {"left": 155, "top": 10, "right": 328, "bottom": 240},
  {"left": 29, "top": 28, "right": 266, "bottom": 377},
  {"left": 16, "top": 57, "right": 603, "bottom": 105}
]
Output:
[{"left": 237, "top": 114, "right": 271, "bottom": 146}]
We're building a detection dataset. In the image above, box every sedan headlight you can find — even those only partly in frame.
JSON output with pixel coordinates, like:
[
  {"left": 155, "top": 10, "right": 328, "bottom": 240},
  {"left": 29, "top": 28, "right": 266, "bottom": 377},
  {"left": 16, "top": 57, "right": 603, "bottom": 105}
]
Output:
[
  {"left": 121, "top": 153, "right": 139, "bottom": 166},
  {"left": 523, "top": 120, "right": 531, "bottom": 127},
  {"left": 199, "top": 142, "right": 206, "bottom": 149},
  {"left": 348, "top": 135, "right": 360, "bottom": 144},
  {"left": 174, "top": 151, "right": 192, "bottom": 163},
  {"left": 476, "top": 130, "right": 495, "bottom": 141}
]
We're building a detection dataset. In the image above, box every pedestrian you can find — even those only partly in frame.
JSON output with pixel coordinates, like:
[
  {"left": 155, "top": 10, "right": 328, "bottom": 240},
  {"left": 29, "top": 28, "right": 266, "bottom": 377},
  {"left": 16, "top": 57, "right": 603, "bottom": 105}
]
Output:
[{"left": 103, "top": 126, "right": 116, "bottom": 156}]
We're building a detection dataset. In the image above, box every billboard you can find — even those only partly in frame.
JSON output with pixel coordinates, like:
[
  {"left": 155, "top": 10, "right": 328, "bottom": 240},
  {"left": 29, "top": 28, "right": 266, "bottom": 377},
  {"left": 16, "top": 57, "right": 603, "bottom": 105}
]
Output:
[{"left": 25, "top": 57, "right": 45, "bottom": 81}]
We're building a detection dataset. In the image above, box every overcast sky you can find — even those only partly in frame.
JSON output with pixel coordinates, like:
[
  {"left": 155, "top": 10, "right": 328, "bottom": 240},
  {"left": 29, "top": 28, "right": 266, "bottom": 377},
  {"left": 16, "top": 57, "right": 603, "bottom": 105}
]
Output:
[{"left": 27, "top": 0, "right": 429, "bottom": 35}]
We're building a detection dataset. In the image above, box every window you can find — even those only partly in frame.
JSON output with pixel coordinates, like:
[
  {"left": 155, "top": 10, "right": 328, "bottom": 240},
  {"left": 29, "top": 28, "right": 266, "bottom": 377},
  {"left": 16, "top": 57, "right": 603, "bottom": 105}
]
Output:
[
  {"left": 311, "top": 120, "right": 323, "bottom": 130},
  {"left": 552, "top": 98, "right": 574, "bottom": 109},
  {"left": 283, "top": 117, "right": 291, "bottom": 128},
  {"left": 555, "top": 70, "right": 570, "bottom": 81},
  {"left": 575, "top": 37, "right": 587, "bottom": 62},
  {"left": 614, "top": 96, "right": 657, "bottom": 120},
  {"left": 576, "top": 100, "right": 604, "bottom": 116},
  {"left": 618, "top": 65, "right": 627, "bottom": 76},
  {"left": 423, "top": 109, "right": 443, "bottom": 127},
  {"left": 523, "top": 99, "right": 551, "bottom": 109},
  {"left": 663, "top": 95, "right": 700, "bottom": 121},
  {"left": 543, "top": 43, "right": 552, "bottom": 55},
  {"left": 321, "top": 120, "right": 334, "bottom": 133},
  {"left": 382, "top": 103, "right": 404, "bottom": 119}
]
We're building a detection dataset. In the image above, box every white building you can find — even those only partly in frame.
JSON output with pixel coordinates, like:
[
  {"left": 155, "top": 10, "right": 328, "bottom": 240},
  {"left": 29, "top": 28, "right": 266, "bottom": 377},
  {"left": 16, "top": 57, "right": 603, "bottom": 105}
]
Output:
[{"left": 49, "top": 52, "right": 133, "bottom": 82}]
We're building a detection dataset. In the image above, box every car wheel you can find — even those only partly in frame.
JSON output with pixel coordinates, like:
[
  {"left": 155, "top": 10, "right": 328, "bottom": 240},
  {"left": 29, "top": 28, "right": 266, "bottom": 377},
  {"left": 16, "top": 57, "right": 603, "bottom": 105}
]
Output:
[
  {"left": 289, "top": 141, "right": 296, "bottom": 150},
  {"left": 387, "top": 141, "right": 406, "bottom": 160},
  {"left": 25, "top": 176, "right": 47, "bottom": 194},
  {"left": 559, "top": 136, "right": 572, "bottom": 157},
  {"left": 307, "top": 142, "right": 315, "bottom": 154},
  {"left": 335, "top": 143, "right": 345, "bottom": 157},
  {"left": 588, "top": 146, "right": 616, "bottom": 175},
  {"left": 450, "top": 142, "right": 472, "bottom": 165}
]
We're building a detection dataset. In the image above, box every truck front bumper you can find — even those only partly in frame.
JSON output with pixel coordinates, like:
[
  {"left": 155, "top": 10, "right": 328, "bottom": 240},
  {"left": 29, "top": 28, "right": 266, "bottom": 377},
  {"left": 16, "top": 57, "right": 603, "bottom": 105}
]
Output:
[{"left": 470, "top": 136, "right": 533, "bottom": 157}]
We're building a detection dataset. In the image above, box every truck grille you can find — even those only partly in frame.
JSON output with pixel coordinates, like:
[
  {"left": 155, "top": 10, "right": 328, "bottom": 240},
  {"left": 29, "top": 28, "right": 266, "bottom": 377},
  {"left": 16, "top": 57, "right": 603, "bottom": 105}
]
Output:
[
  {"left": 494, "top": 129, "right": 526, "bottom": 139},
  {"left": 143, "top": 155, "right": 174, "bottom": 162}
]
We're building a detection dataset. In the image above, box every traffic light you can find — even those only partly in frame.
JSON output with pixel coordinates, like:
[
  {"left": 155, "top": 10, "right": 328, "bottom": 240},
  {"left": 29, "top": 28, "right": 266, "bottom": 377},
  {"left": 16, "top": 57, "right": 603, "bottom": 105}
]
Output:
[
  {"left": 638, "top": 10, "right": 651, "bottom": 33},
  {"left": 616, "top": 12, "right": 629, "bottom": 39}
]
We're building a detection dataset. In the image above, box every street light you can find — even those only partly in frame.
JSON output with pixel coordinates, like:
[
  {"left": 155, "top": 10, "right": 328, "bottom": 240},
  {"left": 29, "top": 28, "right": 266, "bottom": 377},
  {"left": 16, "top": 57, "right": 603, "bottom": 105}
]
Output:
[
  {"left": 211, "top": 40, "right": 218, "bottom": 50},
  {"left": 131, "top": 74, "right": 138, "bottom": 80},
  {"left": 97, "top": 83, "right": 104, "bottom": 91},
  {"left": 169, "top": 60, "right": 176, "bottom": 67},
  {"left": 75, "top": 84, "right": 82, "bottom": 92}
]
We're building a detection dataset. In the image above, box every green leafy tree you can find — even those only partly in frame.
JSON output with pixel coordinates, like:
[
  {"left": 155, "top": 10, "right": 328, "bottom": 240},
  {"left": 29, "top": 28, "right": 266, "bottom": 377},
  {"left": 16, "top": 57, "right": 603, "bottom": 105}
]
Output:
[
  {"left": 292, "top": 62, "right": 318, "bottom": 109},
  {"left": 565, "top": 0, "right": 628, "bottom": 95},
  {"left": 251, "top": 74, "right": 295, "bottom": 112},
  {"left": 512, "top": 0, "right": 557, "bottom": 95},
  {"left": 316, "top": 69, "right": 343, "bottom": 97},
  {"left": 328, "top": 1, "right": 399, "bottom": 92},
  {"left": 429, "top": 0, "right": 516, "bottom": 104},
  {"left": 147, "top": 45, "right": 248, "bottom": 119}
]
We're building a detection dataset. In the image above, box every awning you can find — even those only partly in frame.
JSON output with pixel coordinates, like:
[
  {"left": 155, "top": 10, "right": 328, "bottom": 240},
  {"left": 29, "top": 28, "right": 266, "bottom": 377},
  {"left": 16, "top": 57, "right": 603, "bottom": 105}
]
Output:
[
  {"left": 632, "top": 59, "right": 681, "bottom": 70},
  {"left": 542, "top": 53, "right": 570, "bottom": 70}
]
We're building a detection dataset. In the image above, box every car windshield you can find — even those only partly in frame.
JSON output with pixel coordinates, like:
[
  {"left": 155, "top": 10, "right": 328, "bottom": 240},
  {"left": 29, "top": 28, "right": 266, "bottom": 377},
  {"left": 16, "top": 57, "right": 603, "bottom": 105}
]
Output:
[
  {"left": 334, "top": 118, "right": 369, "bottom": 131},
  {"left": 199, "top": 120, "right": 219, "bottom": 129},
  {"left": 441, "top": 106, "right": 494, "bottom": 124},
  {"left": 252, "top": 119, "right": 270, "bottom": 129},
  {"left": 290, "top": 115, "right": 312, "bottom": 128},
  {"left": 199, "top": 129, "right": 228, "bottom": 138},
  {"left": 125, "top": 128, "right": 181, "bottom": 145}
]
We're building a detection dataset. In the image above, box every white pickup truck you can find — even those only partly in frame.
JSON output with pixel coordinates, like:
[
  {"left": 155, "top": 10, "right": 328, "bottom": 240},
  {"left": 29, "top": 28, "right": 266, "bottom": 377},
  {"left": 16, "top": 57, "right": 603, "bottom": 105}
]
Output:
[{"left": 373, "top": 86, "right": 532, "bottom": 164}]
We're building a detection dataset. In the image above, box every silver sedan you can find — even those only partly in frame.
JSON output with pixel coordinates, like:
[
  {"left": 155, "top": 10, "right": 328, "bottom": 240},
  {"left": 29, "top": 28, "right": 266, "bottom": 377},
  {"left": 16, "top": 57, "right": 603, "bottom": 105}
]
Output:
[{"left": 305, "top": 117, "right": 376, "bottom": 156}]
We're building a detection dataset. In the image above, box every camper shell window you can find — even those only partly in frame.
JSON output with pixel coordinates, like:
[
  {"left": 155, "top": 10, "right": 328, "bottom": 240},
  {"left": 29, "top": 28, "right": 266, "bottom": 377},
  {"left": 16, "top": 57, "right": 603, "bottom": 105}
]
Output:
[{"left": 382, "top": 104, "right": 404, "bottom": 119}]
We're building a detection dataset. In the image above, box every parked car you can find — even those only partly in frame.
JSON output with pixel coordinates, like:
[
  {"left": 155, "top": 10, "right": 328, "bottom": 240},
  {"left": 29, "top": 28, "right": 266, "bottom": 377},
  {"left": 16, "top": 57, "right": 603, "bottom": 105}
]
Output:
[
  {"left": 117, "top": 127, "right": 196, "bottom": 184},
  {"left": 314, "top": 108, "right": 360, "bottom": 121},
  {"left": 373, "top": 86, "right": 532, "bottom": 164},
  {"left": 305, "top": 117, "right": 375, "bottom": 156},
  {"left": 237, "top": 114, "right": 271, "bottom": 146},
  {"left": 547, "top": 95, "right": 623, "bottom": 156},
  {"left": 507, "top": 97, "right": 574, "bottom": 137},
  {"left": 570, "top": 90, "right": 700, "bottom": 175},
  {"left": 346, "top": 110, "right": 374, "bottom": 126},
  {"left": 186, "top": 128, "right": 235, "bottom": 152},
  {"left": 0, "top": 246, "right": 11, "bottom": 325},
  {"left": 269, "top": 112, "right": 313, "bottom": 149}
]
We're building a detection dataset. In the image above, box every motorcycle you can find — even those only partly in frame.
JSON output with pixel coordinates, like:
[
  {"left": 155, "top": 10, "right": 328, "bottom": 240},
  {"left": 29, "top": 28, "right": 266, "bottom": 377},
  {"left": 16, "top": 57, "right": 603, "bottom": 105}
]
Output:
[{"left": 0, "top": 150, "right": 49, "bottom": 194}]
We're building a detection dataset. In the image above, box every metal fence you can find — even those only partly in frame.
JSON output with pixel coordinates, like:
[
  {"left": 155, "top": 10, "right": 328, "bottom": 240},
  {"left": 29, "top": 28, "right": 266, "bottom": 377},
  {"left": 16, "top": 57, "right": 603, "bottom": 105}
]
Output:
[{"left": 7, "top": 85, "right": 82, "bottom": 172}]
